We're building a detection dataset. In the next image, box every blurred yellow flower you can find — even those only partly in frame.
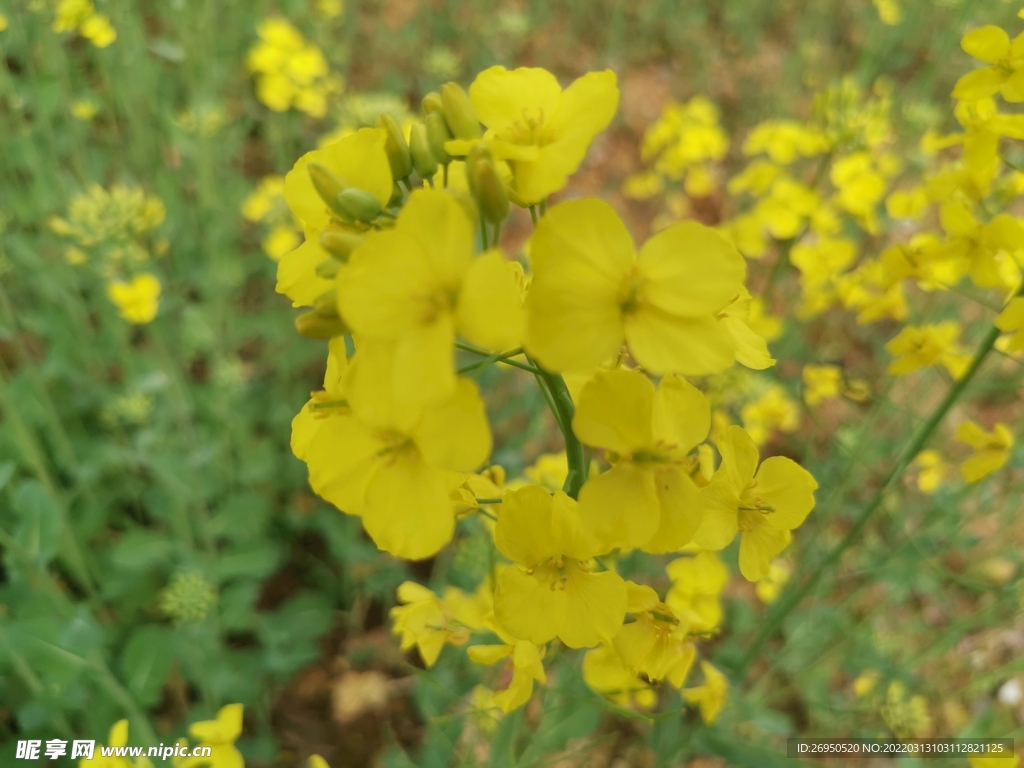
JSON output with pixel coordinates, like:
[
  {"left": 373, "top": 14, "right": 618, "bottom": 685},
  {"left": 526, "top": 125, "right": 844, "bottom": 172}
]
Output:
[
  {"left": 913, "top": 449, "right": 950, "bottom": 494},
  {"left": 995, "top": 297, "right": 1024, "bottom": 351},
  {"left": 52, "top": 0, "right": 116, "bottom": 47},
  {"left": 802, "top": 364, "right": 842, "bottom": 406},
  {"left": 873, "top": 0, "right": 901, "bottom": 25},
  {"left": 880, "top": 680, "right": 932, "bottom": 738},
  {"left": 755, "top": 558, "right": 791, "bottom": 603},
  {"left": 247, "top": 17, "right": 341, "bottom": 117},
  {"left": 390, "top": 581, "right": 489, "bottom": 667},
  {"left": 261, "top": 224, "right": 300, "bottom": 261},
  {"left": 316, "top": 0, "right": 344, "bottom": 18},
  {"left": 740, "top": 384, "right": 800, "bottom": 446},
  {"left": 665, "top": 551, "right": 729, "bottom": 632},
  {"left": 71, "top": 99, "right": 99, "bottom": 121},
  {"left": 178, "top": 704, "right": 244, "bottom": 768},
  {"left": 885, "top": 322, "right": 971, "bottom": 378},
  {"left": 742, "top": 120, "right": 829, "bottom": 165},
  {"left": 107, "top": 273, "right": 161, "bottom": 324},
  {"left": 0, "top": 13, "right": 7, "bottom": 31},
  {"left": 953, "top": 26, "right": 1024, "bottom": 103},
  {"left": 955, "top": 420, "right": 1013, "bottom": 483},
  {"left": 582, "top": 643, "right": 657, "bottom": 709},
  {"left": 467, "top": 617, "right": 546, "bottom": 712},
  {"left": 682, "top": 661, "right": 729, "bottom": 723},
  {"left": 852, "top": 669, "right": 880, "bottom": 698}
]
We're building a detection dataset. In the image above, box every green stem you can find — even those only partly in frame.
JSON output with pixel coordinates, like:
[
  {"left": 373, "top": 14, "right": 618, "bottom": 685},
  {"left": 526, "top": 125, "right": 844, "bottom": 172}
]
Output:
[
  {"left": 529, "top": 205, "right": 539, "bottom": 226},
  {"left": 474, "top": 498, "right": 503, "bottom": 505},
  {"left": 455, "top": 343, "right": 539, "bottom": 374},
  {"left": 443, "top": 164, "right": 449, "bottom": 188},
  {"left": 493, "top": 221, "right": 502, "bottom": 246},
  {"left": 531, "top": 360, "right": 587, "bottom": 498},
  {"left": 480, "top": 215, "right": 489, "bottom": 250},
  {"left": 539, "top": 198, "right": 547, "bottom": 216},
  {"left": 732, "top": 286, "right": 1022, "bottom": 677}
]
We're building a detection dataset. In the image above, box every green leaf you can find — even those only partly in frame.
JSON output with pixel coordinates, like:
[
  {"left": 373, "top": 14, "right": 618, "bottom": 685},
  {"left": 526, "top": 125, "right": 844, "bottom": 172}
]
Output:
[
  {"left": 12, "top": 480, "right": 62, "bottom": 566},
  {"left": 257, "top": 592, "right": 334, "bottom": 677},
  {"left": 0, "top": 461, "right": 16, "bottom": 493},
  {"left": 111, "top": 530, "right": 177, "bottom": 571},
  {"left": 120, "top": 625, "right": 176, "bottom": 706},
  {"left": 215, "top": 540, "right": 283, "bottom": 582}
]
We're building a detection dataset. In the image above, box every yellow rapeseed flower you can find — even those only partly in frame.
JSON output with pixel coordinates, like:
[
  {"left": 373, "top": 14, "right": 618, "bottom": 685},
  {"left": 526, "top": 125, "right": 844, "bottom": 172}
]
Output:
[
  {"left": 106, "top": 273, "right": 161, "bottom": 324},
  {"left": 913, "top": 449, "right": 950, "bottom": 494},
  {"left": 665, "top": 550, "right": 728, "bottom": 632},
  {"left": 611, "top": 582, "right": 697, "bottom": 689},
  {"left": 802, "top": 364, "right": 843, "bottom": 406},
  {"left": 885, "top": 322, "right": 971, "bottom": 378},
  {"left": 955, "top": 420, "right": 1013, "bottom": 483},
  {"left": 291, "top": 340, "right": 492, "bottom": 559},
  {"left": 467, "top": 616, "right": 546, "bottom": 712},
  {"left": 524, "top": 198, "right": 746, "bottom": 375},
  {"left": 682, "top": 661, "right": 729, "bottom": 723},
  {"left": 572, "top": 369, "right": 709, "bottom": 552},
  {"left": 995, "top": 297, "right": 1024, "bottom": 351},
  {"left": 492, "top": 485, "right": 627, "bottom": 648},
  {"left": 953, "top": 26, "right": 1024, "bottom": 103},
  {"left": 338, "top": 189, "right": 524, "bottom": 409},
  {"left": 694, "top": 425, "right": 817, "bottom": 581},
  {"left": 178, "top": 704, "right": 244, "bottom": 768},
  {"left": 455, "top": 66, "right": 619, "bottom": 203},
  {"left": 278, "top": 127, "right": 392, "bottom": 306},
  {"left": 390, "top": 581, "right": 489, "bottom": 666}
]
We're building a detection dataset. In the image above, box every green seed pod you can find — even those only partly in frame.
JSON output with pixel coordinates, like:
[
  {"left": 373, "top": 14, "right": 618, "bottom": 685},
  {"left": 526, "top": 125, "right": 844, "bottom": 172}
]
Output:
[
  {"left": 422, "top": 91, "right": 444, "bottom": 115},
  {"left": 307, "top": 162, "right": 350, "bottom": 219},
  {"left": 440, "top": 82, "right": 481, "bottom": 140},
  {"left": 335, "top": 188, "right": 383, "bottom": 223},
  {"left": 319, "top": 230, "right": 365, "bottom": 261},
  {"left": 315, "top": 256, "right": 343, "bottom": 279},
  {"left": 376, "top": 113, "right": 413, "bottom": 181},
  {"left": 409, "top": 123, "right": 438, "bottom": 180},
  {"left": 295, "top": 310, "right": 349, "bottom": 339},
  {"left": 425, "top": 112, "right": 454, "bottom": 165}
]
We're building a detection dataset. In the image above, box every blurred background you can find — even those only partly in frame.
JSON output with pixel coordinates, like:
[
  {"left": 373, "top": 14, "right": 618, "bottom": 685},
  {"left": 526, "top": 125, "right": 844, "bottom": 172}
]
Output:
[{"left": 1, "top": 0, "right": 1023, "bottom": 765}]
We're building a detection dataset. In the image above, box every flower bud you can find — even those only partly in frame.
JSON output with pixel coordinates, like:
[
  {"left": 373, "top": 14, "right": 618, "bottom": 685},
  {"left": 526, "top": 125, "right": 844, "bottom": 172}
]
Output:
[
  {"left": 319, "top": 230, "right": 364, "bottom": 261},
  {"left": 425, "top": 112, "right": 454, "bottom": 165},
  {"left": 313, "top": 288, "right": 341, "bottom": 318},
  {"left": 467, "top": 146, "right": 509, "bottom": 224},
  {"left": 336, "top": 188, "right": 382, "bottom": 223},
  {"left": 409, "top": 123, "right": 438, "bottom": 180},
  {"left": 295, "top": 310, "right": 349, "bottom": 339},
  {"left": 307, "top": 162, "right": 350, "bottom": 219},
  {"left": 376, "top": 113, "right": 413, "bottom": 181},
  {"left": 440, "top": 82, "right": 481, "bottom": 140},
  {"left": 315, "top": 256, "right": 343, "bottom": 279},
  {"left": 422, "top": 91, "right": 443, "bottom": 115}
]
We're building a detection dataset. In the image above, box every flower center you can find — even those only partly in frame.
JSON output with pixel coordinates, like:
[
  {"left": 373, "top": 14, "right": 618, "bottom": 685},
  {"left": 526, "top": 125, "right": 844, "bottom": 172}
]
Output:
[{"left": 504, "top": 107, "right": 556, "bottom": 146}]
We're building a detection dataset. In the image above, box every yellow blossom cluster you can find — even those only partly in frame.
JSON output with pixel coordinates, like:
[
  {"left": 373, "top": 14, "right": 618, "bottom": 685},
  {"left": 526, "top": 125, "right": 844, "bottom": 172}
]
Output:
[
  {"left": 246, "top": 18, "right": 342, "bottom": 118},
  {"left": 49, "top": 184, "right": 167, "bottom": 324},
  {"left": 273, "top": 64, "right": 820, "bottom": 723},
  {"left": 52, "top": 0, "right": 116, "bottom": 48},
  {"left": 622, "top": 96, "right": 729, "bottom": 200}
]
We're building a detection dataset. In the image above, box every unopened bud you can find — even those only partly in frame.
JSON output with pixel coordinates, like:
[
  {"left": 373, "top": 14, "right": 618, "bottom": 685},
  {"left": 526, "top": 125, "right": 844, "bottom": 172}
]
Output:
[
  {"left": 440, "top": 82, "right": 481, "bottom": 140},
  {"left": 295, "top": 310, "right": 348, "bottom": 339},
  {"left": 470, "top": 154, "right": 509, "bottom": 224},
  {"left": 336, "top": 188, "right": 382, "bottom": 223},
  {"left": 422, "top": 92, "right": 443, "bottom": 115},
  {"left": 425, "top": 112, "right": 453, "bottom": 165},
  {"left": 313, "top": 288, "right": 340, "bottom": 318},
  {"left": 376, "top": 113, "right": 413, "bottom": 180},
  {"left": 319, "top": 230, "right": 364, "bottom": 261},
  {"left": 409, "top": 123, "right": 438, "bottom": 180},
  {"left": 315, "top": 256, "right": 343, "bottom": 279},
  {"left": 307, "top": 162, "right": 350, "bottom": 219}
]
